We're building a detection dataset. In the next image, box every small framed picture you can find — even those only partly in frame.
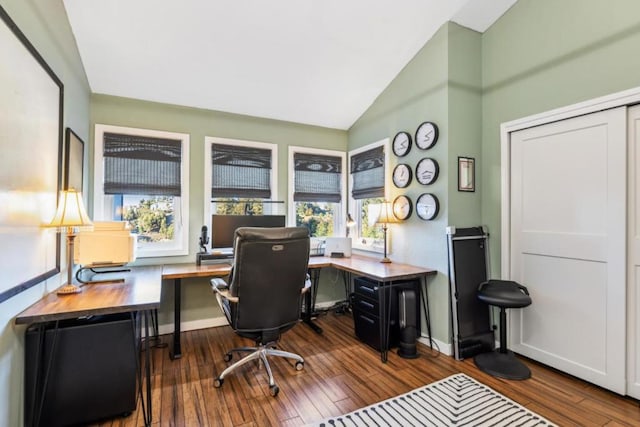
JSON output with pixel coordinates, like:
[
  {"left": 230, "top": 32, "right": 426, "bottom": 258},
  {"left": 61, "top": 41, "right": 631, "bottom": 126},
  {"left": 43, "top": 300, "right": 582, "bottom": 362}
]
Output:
[
  {"left": 458, "top": 156, "right": 475, "bottom": 192},
  {"left": 64, "top": 128, "right": 84, "bottom": 192}
]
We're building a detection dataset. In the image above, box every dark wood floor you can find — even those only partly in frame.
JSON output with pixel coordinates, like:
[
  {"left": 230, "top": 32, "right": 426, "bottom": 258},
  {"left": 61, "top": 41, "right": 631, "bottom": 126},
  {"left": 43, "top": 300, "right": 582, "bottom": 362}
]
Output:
[{"left": 96, "top": 312, "right": 640, "bottom": 426}]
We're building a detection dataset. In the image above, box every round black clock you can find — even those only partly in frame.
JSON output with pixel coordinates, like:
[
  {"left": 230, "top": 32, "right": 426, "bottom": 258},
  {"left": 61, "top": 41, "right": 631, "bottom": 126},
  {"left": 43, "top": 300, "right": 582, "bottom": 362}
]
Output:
[
  {"left": 392, "top": 131, "right": 412, "bottom": 157},
  {"left": 415, "top": 121, "right": 439, "bottom": 150},
  {"left": 416, "top": 193, "right": 439, "bottom": 220},
  {"left": 392, "top": 163, "right": 412, "bottom": 188},
  {"left": 392, "top": 195, "right": 412, "bottom": 221},
  {"left": 415, "top": 157, "right": 439, "bottom": 185}
]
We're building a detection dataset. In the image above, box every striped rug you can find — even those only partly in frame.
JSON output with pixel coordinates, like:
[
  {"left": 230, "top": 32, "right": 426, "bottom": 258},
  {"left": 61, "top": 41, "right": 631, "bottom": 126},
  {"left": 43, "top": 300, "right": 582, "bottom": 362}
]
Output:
[{"left": 311, "top": 373, "right": 555, "bottom": 426}]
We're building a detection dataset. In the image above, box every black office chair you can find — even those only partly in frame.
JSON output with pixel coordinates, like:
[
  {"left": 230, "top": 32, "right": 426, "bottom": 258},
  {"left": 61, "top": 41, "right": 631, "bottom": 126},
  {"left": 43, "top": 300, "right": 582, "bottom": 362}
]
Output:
[
  {"left": 210, "top": 226, "right": 310, "bottom": 396},
  {"left": 474, "top": 279, "right": 532, "bottom": 380}
]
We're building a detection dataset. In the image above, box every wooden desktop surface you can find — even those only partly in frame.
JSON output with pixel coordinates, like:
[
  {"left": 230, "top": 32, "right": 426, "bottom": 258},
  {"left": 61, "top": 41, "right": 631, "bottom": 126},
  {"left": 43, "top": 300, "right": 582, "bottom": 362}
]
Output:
[
  {"left": 162, "top": 255, "right": 435, "bottom": 281},
  {"left": 15, "top": 266, "right": 163, "bottom": 325}
]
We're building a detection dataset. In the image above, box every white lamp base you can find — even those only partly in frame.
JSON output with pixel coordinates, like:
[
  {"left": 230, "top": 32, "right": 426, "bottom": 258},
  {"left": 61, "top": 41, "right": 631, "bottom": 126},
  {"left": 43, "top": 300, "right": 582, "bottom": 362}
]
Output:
[
  {"left": 380, "top": 257, "right": 392, "bottom": 263},
  {"left": 57, "top": 283, "right": 82, "bottom": 295}
]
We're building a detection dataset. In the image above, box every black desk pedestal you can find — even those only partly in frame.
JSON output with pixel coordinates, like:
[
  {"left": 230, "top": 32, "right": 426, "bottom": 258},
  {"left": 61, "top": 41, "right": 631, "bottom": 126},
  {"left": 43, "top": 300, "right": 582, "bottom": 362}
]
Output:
[{"left": 25, "top": 313, "right": 138, "bottom": 427}]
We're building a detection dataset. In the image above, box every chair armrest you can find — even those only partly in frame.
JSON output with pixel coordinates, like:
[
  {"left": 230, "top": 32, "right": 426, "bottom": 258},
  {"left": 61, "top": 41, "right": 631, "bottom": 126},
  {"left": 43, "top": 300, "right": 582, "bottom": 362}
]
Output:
[
  {"left": 211, "top": 278, "right": 238, "bottom": 303},
  {"left": 301, "top": 274, "right": 311, "bottom": 294}
]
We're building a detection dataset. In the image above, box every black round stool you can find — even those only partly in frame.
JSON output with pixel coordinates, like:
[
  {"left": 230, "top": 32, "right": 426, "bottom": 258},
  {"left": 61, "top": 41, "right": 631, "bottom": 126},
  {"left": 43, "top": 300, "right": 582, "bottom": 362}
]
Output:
[{"left": 474, "top": 279, "right": 532, "bottom": 380}]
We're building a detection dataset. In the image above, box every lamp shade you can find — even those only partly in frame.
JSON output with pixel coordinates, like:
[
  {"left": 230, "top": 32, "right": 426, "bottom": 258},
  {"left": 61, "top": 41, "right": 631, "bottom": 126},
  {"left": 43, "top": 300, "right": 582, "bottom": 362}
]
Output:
[
  {"left": 47, "top": 189, "right": 93, "bottom": 230},
  {"left": 375, "top": 201, "right": 399, "bottom": 225}
]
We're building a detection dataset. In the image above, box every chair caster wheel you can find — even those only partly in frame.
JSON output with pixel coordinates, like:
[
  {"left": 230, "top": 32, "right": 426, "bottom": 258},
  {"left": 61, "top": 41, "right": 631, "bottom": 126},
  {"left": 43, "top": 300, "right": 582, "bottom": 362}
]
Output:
[
  {"left": 214, "top": 378, "right": 223, "bottom": 388},
  {"left": 269, "top": 384, "right": 279, "bottom": 397},
  {"left": 223, "top": 353, "right": 232, "bottom": 362},
  {"left": 295, "top": 361, "right": 304, "bottom": 371}
]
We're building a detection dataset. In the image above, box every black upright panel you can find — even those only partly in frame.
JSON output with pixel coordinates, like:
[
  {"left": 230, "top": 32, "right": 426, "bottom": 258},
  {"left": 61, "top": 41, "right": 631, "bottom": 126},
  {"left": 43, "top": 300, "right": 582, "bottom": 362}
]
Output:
[
  {"left": 447, "top": 226, "right": 495, "bottom": 360},
  {"left": 25, "top": 313, "right": 138, "bottom": 427}
]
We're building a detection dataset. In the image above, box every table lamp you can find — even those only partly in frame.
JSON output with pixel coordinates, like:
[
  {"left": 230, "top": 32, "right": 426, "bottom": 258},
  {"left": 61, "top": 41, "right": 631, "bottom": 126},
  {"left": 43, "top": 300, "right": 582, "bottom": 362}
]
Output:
[
  {"left": 346, "top": 213, "right": 356, "bottom": 237},
  {"left": 375, "top": 201, "right": 399, "bottom": 263},
  {"left": 46, "top": 189, "right": 93, "bottom": 294}
]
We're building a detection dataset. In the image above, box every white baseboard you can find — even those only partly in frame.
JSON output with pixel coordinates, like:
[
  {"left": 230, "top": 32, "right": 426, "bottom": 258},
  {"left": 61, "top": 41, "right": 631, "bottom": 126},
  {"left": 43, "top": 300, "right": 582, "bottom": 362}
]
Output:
[
  {"left": 157, "top": 316, "right": 228, "bottom": 336},
  {"left": 418, "top": 335, "right": 451, "bottom": 356}
]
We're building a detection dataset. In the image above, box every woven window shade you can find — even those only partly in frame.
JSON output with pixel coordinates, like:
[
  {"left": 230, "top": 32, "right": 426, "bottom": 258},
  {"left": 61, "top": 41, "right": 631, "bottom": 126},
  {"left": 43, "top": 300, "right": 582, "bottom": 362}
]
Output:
[
  {"left": 293, "top": 152, "right": 342, "bottom": 203},
  {"left": 103, "top": 132, "right": 182, "bottom": 196},
  {"left": 350, "top": 145, "right": 384, "bottom": 199},
  {"left": 211, "top": 143, "right": 272, "bottom": 199}
]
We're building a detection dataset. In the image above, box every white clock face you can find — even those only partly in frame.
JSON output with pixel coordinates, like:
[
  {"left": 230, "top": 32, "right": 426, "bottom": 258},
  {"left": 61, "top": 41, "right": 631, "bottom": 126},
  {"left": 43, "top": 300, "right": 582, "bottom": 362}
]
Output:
[
  {"left": 392, "top": 131, "right": 412, "bottom": 157},
  {"left": 392, "top": 195, "right": 412, "bottom": 220},
  {"left": 416, "top": 158, "right": 439, "bottom": 185},
  {"left": 392, "top": 164, "right": 412, "bottom": 188},
  {"left": 416, "top": 193, "right": 439, "bottom": 220},
  {"left": 415, "top": 121, "right": 438, "bottom": 150}
]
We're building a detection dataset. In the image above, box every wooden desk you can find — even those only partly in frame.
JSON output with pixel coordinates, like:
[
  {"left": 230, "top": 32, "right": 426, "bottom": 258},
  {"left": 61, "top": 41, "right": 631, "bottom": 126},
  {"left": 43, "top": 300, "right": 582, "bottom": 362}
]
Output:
[
  {"left": 15, "top": 266, "right": 162, "bottom": 325},
  {"left": 162, "top": 256, "right": 436, "bottom": 362},
  {"left": 15, "top": 266, "right": 162, "bottom": 427}
]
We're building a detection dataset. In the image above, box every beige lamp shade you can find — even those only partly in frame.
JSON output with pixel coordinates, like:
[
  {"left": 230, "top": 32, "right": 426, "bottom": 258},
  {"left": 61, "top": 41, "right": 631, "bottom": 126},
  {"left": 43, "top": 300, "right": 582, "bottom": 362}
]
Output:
[
  {"left": 375, "top": 200, "right": 399, "bottom": 225},
  {"left": 47, "top": 189, "right": 93, "bottom": 230}
]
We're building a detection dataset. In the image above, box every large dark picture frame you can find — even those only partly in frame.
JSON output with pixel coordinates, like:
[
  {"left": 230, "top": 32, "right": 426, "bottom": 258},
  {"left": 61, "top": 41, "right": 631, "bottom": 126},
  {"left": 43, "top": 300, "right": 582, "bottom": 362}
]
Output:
[{"left": 0, "top": 5, "right": 63, "bottom": 303}]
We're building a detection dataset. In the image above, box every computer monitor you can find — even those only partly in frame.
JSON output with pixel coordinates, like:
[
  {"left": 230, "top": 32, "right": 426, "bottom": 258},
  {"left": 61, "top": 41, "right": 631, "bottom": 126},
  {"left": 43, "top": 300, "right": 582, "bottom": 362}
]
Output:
[{"left": 211, "top": 214, "right": 286, "bottom": 249}]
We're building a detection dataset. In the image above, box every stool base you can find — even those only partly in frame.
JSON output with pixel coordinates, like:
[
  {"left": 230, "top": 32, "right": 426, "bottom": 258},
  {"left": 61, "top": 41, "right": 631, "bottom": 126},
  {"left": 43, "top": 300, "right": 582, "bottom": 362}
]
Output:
[{"left": 474, "top": 350, "right": 531, "bottom": 380}]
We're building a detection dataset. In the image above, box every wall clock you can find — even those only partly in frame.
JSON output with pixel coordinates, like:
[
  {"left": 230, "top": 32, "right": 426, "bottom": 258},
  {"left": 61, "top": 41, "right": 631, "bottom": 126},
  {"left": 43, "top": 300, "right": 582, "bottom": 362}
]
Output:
[
  {"left": 392, "top": 195, "right": 412, "bottom": 221},
  {"left": 392, "top": 163, "right": 412, "bottom": 188},
  {"left": 416, "top": 193, "right": 439, "bottom": 220},
  {"left": 392, "top": 131, "right": 412, "bottom": 157},
  {"left": 415, "top": 121, "right": 439, "bottom": 150},
  {"left": 416, "top": 157, "right": 439, "bottom": 185}
]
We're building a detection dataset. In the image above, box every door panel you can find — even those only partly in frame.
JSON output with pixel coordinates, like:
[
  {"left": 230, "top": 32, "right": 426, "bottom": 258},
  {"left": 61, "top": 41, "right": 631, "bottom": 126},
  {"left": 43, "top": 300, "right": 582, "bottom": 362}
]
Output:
[
  {"left": 509, "top": 107, "right": 626, "bottom": 394},
  {"left": 627, "top": 105, "right": 640, "bottom": 398}
]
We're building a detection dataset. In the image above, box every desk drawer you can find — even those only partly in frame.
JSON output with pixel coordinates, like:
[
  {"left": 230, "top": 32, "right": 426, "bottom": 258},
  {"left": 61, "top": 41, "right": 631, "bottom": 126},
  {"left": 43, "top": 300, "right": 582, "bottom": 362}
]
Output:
[
  {"left": 353, "top": 295, "right": 378, "bottom": 316},
  {"left": 353, "top": 308, "right": 382, "bottom": 351},
  {"left": 354, "top": 277, "right": 379, "bottom": 299}
]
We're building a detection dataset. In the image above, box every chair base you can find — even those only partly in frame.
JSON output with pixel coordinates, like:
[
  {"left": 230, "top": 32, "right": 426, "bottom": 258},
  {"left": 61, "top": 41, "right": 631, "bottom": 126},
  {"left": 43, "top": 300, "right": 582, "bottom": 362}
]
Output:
[
  {"left": 474, "top": 349, "right": 531, "bottom": 380},
  {"left": 214, "top": 344, "right": 304, "bottom": 396}
]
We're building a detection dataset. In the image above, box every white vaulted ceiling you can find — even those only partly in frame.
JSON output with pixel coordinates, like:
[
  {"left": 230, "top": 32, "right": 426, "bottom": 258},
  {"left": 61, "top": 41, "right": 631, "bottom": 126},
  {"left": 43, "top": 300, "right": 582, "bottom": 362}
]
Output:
[{"left": 63, "top": 0, "right": 517, "bottom": 130}]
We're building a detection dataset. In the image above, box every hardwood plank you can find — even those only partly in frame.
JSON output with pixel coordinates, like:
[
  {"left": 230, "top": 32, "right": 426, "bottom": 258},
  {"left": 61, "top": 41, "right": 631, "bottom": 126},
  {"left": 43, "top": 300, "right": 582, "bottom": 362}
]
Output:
[{"left": 88, "top": 312, "right": 640, "bottom": 426}]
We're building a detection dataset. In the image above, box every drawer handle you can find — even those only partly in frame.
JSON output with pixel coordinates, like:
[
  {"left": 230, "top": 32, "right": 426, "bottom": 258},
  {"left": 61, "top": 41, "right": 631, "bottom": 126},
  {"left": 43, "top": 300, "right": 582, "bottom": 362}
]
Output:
[
  {"left": 359, "top": 286, "right": 375, "bottom": 294},
  {"left": 358, "top": 300, "right": 374, "bottom": 309},
  {"left": 359, "top": 314, "right": 375, "bottom": 324}
]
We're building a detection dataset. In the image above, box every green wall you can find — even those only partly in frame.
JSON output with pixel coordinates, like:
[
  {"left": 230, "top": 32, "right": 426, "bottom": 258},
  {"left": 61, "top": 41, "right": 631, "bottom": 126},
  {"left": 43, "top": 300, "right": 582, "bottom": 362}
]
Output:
[
  {"left": 482, "top": 0, "right": 640, "bottom": 275},
  {"left": 0, "top": 1, "right": 90, "bottom": 425},
  {"left": 90, "top": 95, "right": 348, "bottom": 327},
  {"left": 348, "top": 23, "right": 483, "bottom": 345}
]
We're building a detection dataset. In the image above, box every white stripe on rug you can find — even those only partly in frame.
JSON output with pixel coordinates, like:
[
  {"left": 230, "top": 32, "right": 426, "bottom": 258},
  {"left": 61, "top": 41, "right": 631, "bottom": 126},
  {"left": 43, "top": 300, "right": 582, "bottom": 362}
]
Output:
[{"left": 309, "top": 373, "right": 556, "bottom": 427}]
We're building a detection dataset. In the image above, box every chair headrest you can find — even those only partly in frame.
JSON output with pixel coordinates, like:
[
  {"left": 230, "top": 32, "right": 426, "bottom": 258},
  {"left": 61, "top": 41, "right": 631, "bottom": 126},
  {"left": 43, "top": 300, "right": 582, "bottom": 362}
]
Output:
[{"left": 235, "top": 226, "right": 309, "bottom": 242}]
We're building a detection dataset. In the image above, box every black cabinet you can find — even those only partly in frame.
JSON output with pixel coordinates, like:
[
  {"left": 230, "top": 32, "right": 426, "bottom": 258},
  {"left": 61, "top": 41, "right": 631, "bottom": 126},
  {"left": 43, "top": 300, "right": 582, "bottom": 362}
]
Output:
[
  {"left": 352, "top": 277, "right": 420, "bottom": 352},
  {"left": 24, "top": 313, "right": 139, "bottom": 427}
]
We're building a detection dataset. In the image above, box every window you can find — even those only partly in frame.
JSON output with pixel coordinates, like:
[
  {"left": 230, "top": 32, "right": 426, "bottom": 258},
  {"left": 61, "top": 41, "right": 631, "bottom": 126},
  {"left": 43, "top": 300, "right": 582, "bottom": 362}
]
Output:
[
  {"left": 288, "top": 146, "right": 346, "bottom": 238},
  {"left": 348, "top": 139, "right": 389, "bottom": 252},
  {"left": 94, "top": 124, "right": 190, "bottom": 257},
  {"left": 204, "top": 137, "right": 278, "bottom": 227}
]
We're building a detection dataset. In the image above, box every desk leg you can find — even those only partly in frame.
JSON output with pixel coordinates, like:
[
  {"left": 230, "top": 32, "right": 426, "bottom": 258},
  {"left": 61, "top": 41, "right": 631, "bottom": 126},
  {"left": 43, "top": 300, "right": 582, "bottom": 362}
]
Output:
[
  {"left": 170, "top": 278, "right": 182, "bottom": 359},
  {"left": 143, "top": 311, "right": 152, "bottom": 425},
  {"left": 420, "top": 275, "right": 433, "bottom": 349},
  {"left": 303, "top": 269, "right": 323, "bottom": 334},
  {"left": 380, "top": 284, "right": 390, "bottom": 363},
  {"left": 135, "top": 311, "right": 153, "bottom": 426},
  {"left": 30, "top": 321, "right": 60, "bottom": 427}
]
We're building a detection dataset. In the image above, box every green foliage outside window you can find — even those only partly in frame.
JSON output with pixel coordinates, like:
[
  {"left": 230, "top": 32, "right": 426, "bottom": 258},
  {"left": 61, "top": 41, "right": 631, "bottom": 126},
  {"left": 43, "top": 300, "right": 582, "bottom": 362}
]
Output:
[
  {"left": 295, "top": 202, "right": 334, "bottom": 237},
  {"left": 360, "top": 198, "right": 383, "bottom": 240},
  {"left": 215, "top": 199, "right": 264, "bottom": 215},
  {"left": 122, "top": 196, "right": 174, "bottom": 242}
]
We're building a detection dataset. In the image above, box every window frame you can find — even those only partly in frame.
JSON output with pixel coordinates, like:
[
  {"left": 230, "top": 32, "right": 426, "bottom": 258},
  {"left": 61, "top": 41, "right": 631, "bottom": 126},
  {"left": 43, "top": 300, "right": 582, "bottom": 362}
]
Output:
[
  {"left": 203, "top": 136, "right": 279, "bottom": 238},
  {"left": 93, "top": 124, "right": 190, "bottom": 258},
  {"left": 348, "top": 138, "right": 390, "bottom": 253},
  {"left": 287, "top": 146, "right": 347, "bottom": 237}
]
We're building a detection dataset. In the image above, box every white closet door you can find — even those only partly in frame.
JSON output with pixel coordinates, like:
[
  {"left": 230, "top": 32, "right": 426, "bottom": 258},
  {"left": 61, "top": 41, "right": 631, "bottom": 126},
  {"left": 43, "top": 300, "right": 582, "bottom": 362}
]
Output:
[
  {"left": 509, "top": 107, "right": 627, "bottom": 394},
  {"left": 627, "top": 105, "right": 640, "bottom": 398}
]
